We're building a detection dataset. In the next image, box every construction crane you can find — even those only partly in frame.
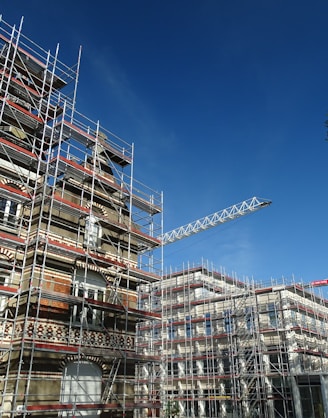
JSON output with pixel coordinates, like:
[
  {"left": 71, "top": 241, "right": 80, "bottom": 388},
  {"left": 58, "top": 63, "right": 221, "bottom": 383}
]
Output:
[
  {"left": 310, "top": 279, "right": 328, "bottom": 287},
  {"left": 159, "top": 196, "right": 271, "bottom": 246}
]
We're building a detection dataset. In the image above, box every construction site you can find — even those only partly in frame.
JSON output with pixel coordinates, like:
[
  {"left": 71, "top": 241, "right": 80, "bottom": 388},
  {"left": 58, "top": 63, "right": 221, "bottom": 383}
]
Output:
[
  {"left": 139, "top": 265, "right": 328, "bottom": 418},
  {"left": 0, "top": 16, "right": 163, "bottom": 418},
  {"left": 0, "top": 15, "right": 328, "bottom": 418}
]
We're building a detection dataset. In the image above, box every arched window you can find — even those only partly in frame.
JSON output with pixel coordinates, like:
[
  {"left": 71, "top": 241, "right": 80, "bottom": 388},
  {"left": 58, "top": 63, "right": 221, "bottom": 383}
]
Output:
[
  {"left": 60, "top": 360, "right": 102, "bottom": 417},
  {"left": 71, "top": 270, "right": 106, "bottom": 327}
]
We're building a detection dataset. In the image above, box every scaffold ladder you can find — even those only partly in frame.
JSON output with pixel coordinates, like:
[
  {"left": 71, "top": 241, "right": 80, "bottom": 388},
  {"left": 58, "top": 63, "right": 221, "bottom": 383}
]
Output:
[{"left": 102, "top": 357, "right": 122, "bottom": 403}]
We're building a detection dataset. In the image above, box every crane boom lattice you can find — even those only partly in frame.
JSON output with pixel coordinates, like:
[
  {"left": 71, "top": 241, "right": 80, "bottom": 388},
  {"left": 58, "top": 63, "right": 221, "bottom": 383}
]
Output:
[{"left": 160, "top": 196, "right": 271, "bottom": 246}]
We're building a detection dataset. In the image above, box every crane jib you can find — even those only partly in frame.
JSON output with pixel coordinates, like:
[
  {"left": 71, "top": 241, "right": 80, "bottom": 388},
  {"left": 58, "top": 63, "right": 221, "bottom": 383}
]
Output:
[{"left": 160, "top": 196, "right": 272, "bottom": 246}]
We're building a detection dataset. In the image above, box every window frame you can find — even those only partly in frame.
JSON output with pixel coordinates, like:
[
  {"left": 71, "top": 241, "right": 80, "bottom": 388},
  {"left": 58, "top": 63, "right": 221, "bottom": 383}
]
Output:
[
  {"left": 0, "top": 197, "right": 21, "bottom": 227},
  {"left": 71, "top": 275, "right": 106, "bottom": 327}
]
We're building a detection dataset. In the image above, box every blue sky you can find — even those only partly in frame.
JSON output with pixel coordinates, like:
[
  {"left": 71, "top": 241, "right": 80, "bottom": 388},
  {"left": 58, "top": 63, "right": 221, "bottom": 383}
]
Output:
[{"left": 2, "top": 1, "right": 328, "bottom": 285}]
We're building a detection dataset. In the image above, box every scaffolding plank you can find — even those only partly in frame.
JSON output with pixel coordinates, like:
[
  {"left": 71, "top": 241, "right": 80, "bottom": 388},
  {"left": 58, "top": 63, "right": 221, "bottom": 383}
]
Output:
[
  {"left": 0, "top": 136, "right": 40, "bottom": 165},
  {"left": 52, "top": 193, "right": 90, "bottom": 216},
  {"left": 0, "top": 182, "right": 31, "bottom": 201},
  {"left": 57, "top": 120, "right": 132, "bottom": 166},
  {"left": 0, "top": 33, "right": 67, "bottom": 90},
  {"left": 129, "top": 266, "right": 161, "bottom": 282},
  {"left": 0, "top": 284, "right": 17, "bottom": 295},
  {"left": 45, "top": 239, "right": 128, "bottom": 271},
  {"left": 2, "top": 97, "right": 43, "bottom": 130},
  {"left": 51, "top": 155, "right": 93, "bottom": 179},
  {"left": 0, "top": 231, "right": 25, "bottom": 247},
  {"left": 131, "top": 194, "right": 162, "bottom": 215},
  {"left": 34, "top": 342, "right": 78, "bottom": 353},
  {"left": 26, "top": 401, "right": 159, "bottom": 412},
  {"left": 0, "top": 68, "right": 40, "bottom": 99}
]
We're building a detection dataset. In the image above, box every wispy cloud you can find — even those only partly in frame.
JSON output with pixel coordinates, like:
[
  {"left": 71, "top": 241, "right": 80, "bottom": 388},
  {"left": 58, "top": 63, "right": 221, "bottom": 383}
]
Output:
[
  {"left": 217, "top": 228, "right": 255, "bottom": 278},
  {"left": 85, "top": 47, "right": 158, "bottom": 139}
]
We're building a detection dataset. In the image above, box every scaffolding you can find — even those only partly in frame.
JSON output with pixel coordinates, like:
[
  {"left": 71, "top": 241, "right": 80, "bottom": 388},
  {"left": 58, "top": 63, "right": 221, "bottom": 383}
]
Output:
[
  {"left": 0, "top": 16, "right": 163, "bottom": 418},
  {"left": 142, "top": 263, "right": 328, "bottom": 418}
]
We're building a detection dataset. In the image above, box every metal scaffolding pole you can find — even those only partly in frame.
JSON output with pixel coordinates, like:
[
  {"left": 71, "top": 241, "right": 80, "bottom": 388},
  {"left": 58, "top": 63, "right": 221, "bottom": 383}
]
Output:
[{"left": 0, "top": 15, "right": 163, "bottom": 418}]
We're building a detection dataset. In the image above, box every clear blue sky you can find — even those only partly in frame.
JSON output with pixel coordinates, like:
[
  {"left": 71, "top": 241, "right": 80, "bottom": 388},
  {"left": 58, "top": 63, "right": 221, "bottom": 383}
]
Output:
[{"left": 2, "top": 1, "right": 328, "bottom": 285}]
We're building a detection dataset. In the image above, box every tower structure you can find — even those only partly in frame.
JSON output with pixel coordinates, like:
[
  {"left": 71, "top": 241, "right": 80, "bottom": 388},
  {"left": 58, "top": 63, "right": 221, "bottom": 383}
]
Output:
[{"left": 0, "top": 16, "right": 162, "bottom": 418}]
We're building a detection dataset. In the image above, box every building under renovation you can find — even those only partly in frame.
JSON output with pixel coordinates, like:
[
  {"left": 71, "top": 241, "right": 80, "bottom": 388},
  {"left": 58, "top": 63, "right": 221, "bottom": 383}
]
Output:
[
  {"left": 0, "top": 16, "right": 163, "bottom": 417},
  {"left": 1, "top": 15, "right": 328, "bottom": 418},
  {"left": 138, "top": 264, "right": 328, "bottom": 418}
]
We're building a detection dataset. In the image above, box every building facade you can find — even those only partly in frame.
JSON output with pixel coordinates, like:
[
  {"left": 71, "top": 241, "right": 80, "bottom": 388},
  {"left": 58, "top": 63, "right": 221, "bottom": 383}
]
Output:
[
  {"left": 138, "top": 265, "right": 328, "bottom": 418},
  {"left": 0, "top": 17, "right": 162, "bottom": 418}
]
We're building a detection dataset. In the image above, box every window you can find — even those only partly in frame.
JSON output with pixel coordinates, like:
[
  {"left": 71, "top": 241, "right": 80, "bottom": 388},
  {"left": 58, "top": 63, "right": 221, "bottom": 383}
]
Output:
[
  {"left": 186, "top": 315, "right": 192, "bottom": 337},
  {"left": 311, "top": 316, "right": 316, "bottom": 332},
  {"left": 84, "top": 215, "right": 102, "bottom": 248},
  {"left": 245, "top": 306, "right": 254, "bottom": 331},
  {"left": 224, "top": 309, "right": 233, "bottom": 333},
  {"left": 268, "top": 303, "right": 277, "bottom": 328},
  {"left": 205, "top": 312, "right": 212, "bottom": 336},
  {"left": 153, "top": 327, "right": 160, "bottom": 340},
  {"left": 290, "top": 310, "right": 297, "bottom": 327},
  {"left": 0, "top": 198, "right": 20, "bottom": 227},
  {"left": 60, "top": 360, "right": 102, "bottom": 417},
  {"left": 168, "top": 318, "right": 176, "bottom": 340},
  {"left": 0, "top": 254, "right": 12, "bottom": 316},
  {"left": 72, "top": 271, "right": 106, "bottom": 326},
  {"left": 222, "top": 350, "right": 230, "bottom": 374}
]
